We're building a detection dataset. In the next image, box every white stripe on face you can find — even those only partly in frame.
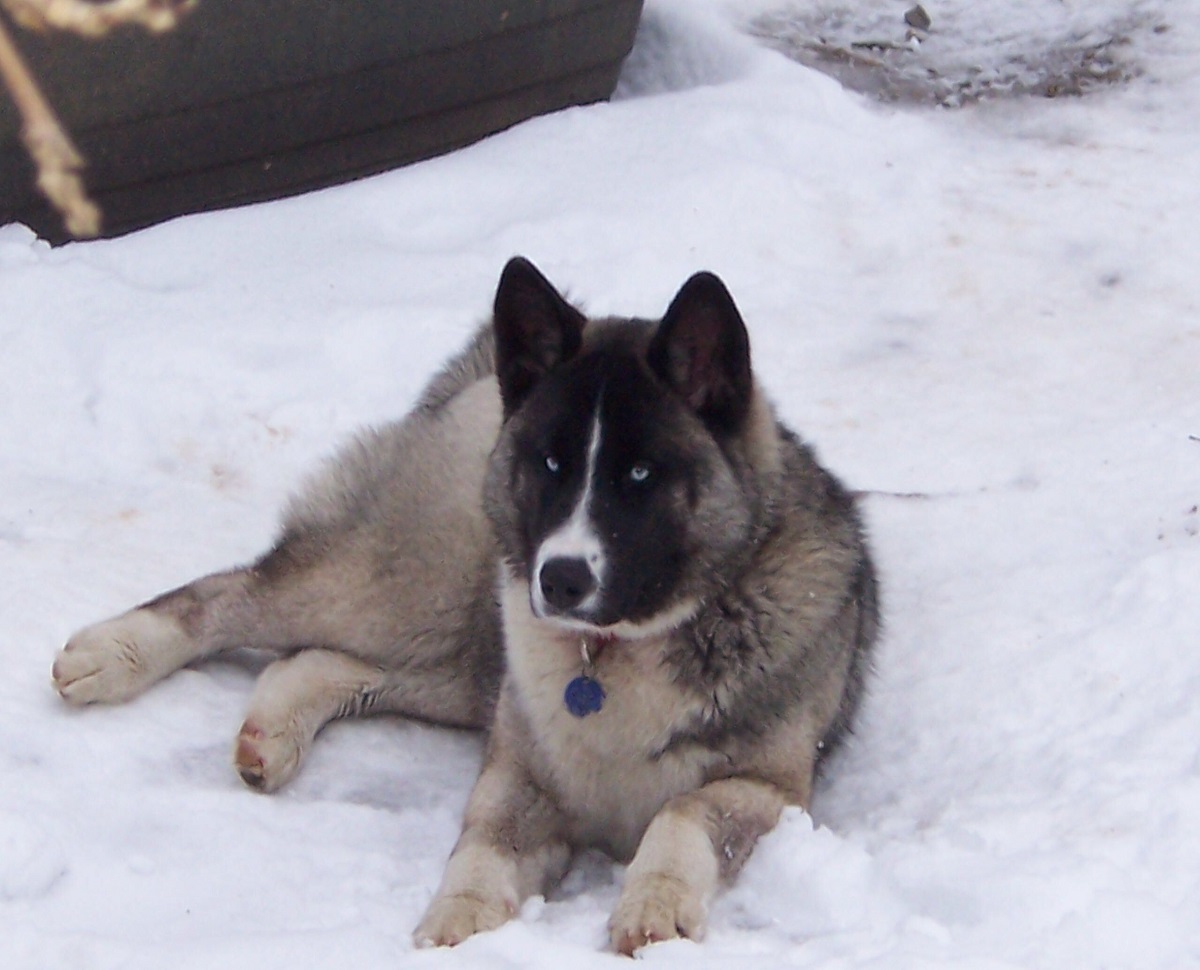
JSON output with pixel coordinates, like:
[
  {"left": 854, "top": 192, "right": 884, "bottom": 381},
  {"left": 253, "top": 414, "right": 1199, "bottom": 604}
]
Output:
[{"left": 531, "top": 408, "right": 606, "bottom": 618}]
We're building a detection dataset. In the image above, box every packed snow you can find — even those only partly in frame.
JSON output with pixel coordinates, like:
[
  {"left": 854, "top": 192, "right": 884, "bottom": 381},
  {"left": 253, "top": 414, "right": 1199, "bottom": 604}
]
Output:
[{"left": 2, "top": 1, "right": 1199, "bottom": 967}]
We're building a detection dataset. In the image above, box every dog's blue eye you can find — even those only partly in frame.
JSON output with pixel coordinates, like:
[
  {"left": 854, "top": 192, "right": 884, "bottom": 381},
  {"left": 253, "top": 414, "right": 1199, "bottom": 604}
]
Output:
[
  {"left": 629, "top": 464, "right": 650, "bottom": 483},
  {"left": 545, "top": 455, "right": 561, "bottom": 474}
]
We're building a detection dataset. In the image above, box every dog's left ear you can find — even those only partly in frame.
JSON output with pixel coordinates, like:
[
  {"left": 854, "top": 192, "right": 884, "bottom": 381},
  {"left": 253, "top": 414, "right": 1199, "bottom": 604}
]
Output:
[
  {"left": 493, "top": 257, "right": 586, "bottom": 416},
  {"left": 648, "top": 272, "right": 752, "bottom": 432}
]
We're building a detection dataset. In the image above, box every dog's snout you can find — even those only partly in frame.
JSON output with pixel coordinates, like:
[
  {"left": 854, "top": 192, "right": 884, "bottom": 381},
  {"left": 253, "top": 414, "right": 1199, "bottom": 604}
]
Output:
[{"left": 539, "top": 557, "right": 597, "bottom": 612}]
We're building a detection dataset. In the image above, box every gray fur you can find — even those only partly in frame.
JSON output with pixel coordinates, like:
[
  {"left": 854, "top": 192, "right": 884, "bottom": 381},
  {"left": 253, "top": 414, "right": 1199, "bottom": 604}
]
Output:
[{"left": 51, "top": 258, "right": 879, "bottom": 950}]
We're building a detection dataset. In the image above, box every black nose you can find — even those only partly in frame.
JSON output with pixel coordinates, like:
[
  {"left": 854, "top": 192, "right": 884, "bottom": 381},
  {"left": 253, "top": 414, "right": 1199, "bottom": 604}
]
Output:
[{"left": 539, "top": 557, "right": 597, "bottom": 612}]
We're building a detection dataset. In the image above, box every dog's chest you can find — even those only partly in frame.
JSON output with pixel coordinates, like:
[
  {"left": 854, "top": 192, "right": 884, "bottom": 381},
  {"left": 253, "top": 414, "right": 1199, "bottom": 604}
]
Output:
[{"left": 505, "top": 619, "right": 722, "bottom": 860}]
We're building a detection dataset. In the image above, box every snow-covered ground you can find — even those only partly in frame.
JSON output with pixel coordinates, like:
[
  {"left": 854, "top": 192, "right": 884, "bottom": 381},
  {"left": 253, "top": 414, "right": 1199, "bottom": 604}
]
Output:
[{"left": 3, "top": 1, "right": 1199, "bottom": 967}]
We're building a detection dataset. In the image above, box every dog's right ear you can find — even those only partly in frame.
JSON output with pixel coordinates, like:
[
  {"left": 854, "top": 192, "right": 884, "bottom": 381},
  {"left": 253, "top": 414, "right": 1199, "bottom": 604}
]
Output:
[{"left": 493, "top": 257, "right": 585, "bottom": 416}]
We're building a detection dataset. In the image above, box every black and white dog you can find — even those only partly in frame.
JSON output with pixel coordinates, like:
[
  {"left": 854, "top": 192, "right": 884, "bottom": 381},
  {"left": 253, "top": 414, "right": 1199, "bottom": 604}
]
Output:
[{"left": 54, "top": 258, "right": 878, "bottom": 953}]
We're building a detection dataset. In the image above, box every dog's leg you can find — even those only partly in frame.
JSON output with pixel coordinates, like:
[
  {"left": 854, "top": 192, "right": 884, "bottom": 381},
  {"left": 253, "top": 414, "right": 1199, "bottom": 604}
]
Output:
[
  {"left": 235, "top": 648, "right": 390, "bottom": 792},
  {"left": 609, "top": 777, "right": 791, "bottom": 955},
  {"left": 52, "top": 569, "right": 255, "bottom": 705},
  {"left": 414, "top": 727, "right": 571, "bottom": 947}
]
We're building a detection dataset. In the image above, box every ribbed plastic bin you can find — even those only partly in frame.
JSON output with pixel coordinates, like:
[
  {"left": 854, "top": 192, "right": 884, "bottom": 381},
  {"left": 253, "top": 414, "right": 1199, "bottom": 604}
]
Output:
[{"left": 0, "top": 0, "right": 644, "bottom": 241}]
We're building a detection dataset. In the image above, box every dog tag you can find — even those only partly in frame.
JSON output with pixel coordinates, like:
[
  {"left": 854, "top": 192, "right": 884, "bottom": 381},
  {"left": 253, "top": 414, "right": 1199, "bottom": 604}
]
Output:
[{"left": 564, "top": 675, "right": 605, "bottom": 718}]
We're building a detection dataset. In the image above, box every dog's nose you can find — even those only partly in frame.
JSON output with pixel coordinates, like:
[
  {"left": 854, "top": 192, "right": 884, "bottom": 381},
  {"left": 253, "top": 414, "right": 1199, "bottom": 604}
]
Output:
[{"left": 539, "top": 557, "right": 597, "bottom": 612}]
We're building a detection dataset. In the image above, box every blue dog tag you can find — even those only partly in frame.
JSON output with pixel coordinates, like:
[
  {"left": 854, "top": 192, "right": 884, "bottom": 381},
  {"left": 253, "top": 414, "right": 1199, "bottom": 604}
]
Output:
[{"left": 564, "top": 675, "right": 605, "bottom": 718}]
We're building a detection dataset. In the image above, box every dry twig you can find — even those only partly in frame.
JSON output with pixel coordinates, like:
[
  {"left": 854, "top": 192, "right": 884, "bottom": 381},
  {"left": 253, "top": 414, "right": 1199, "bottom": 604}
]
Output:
[
  {"left": 0, "top": 0, "right": 196, "bottom": 238},
  {"left": 0, "top": 14, "right": 99, "bottom": 236},
  {"left": 2, "top": 0, "right": 195, "bottom": 37}
]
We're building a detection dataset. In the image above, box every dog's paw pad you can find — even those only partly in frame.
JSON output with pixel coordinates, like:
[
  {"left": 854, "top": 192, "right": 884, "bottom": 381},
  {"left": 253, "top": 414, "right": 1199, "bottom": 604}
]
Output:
[
  {"left": 610, "top": 873, "right": 706, "bottom": 955},
  {"left": 52, "top": 612, "right": 176, "bottom": 705},
  {"left": 413, "top": 893, "right": 516, "bottom": 948},
  {"left": 234, "top": 720, "right": 303, "bottom": 793}
]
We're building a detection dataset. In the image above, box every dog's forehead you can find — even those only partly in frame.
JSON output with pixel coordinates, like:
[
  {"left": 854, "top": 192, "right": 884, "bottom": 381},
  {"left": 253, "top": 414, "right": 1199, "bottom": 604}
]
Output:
[
  {"left": 522, "top": 346, "right": 651, "bottom": 441},
  {"left": 519, "top": 361, "right": 602, "bottom": 450}
]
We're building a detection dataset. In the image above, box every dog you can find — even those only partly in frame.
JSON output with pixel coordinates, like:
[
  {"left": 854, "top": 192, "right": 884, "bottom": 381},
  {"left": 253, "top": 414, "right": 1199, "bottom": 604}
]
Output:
[{"left": 52, "top": 257, "right": 879, "bottom": 954}]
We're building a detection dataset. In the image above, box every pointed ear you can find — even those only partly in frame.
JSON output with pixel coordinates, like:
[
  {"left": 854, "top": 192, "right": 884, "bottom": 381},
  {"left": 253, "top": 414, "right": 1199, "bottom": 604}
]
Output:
[
  {"left": 493, "top": 257, "right": 585, "bottom": 416},
  {"left": 647, "top": 272, "right": 753, "bottom": 431}
]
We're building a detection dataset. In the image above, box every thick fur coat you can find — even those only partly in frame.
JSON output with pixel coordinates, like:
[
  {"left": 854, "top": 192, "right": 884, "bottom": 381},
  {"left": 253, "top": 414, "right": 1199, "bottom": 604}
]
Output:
[{"left": 52, "top": 258, "right": 878, "bottom": 954}]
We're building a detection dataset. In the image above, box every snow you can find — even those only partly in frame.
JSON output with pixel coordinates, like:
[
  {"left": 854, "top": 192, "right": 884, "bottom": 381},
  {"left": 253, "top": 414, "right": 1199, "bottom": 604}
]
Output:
[{"left": 3, "top": 0, "right": 1200, "bottom": 966}]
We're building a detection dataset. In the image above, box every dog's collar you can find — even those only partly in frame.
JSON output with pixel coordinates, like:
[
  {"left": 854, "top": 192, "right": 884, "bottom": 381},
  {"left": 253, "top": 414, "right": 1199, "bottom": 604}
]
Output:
[
  {"left": 580, "top": 631, "right": 620, "bottom": 667},
  {"left": 564, "top": 632, "right": 619, "bottom": 718}
]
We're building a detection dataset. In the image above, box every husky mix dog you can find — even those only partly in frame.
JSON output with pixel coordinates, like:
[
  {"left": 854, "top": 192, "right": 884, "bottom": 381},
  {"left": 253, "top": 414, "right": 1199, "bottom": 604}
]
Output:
[{"left": 52, "top": 258, "right": 879, "bottom": 954}]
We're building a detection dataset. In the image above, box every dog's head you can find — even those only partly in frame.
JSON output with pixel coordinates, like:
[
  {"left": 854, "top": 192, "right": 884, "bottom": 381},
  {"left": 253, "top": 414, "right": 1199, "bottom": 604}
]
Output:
[{"left": 483, "top": 257, "right": 770, "bottom": 638}]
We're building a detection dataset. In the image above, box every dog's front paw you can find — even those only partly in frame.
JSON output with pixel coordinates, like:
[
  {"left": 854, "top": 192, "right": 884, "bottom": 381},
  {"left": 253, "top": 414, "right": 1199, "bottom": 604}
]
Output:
[
  {"left": 52, "top": 611, "right": 187, "bottom": 705},
  {"left": 609, "top": 872, "right": 707, "bottom": 956},
  {"left": 413, "top": 892, "right": 517, "bottom": 948}
]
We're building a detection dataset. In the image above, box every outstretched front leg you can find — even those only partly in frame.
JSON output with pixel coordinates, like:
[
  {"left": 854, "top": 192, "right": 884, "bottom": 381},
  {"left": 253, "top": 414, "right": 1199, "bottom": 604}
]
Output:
[
  {"left": 414, "top": 716, "right": 571, "bottom": 947},
  {"left": 609, "top": 776, "right": 792, "bottom": 955}
]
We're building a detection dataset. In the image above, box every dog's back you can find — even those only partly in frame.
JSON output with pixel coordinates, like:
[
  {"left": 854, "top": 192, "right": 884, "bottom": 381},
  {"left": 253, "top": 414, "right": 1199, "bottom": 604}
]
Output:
[{"left": 262, "top": 326, "right": 507, "bottom": 724}]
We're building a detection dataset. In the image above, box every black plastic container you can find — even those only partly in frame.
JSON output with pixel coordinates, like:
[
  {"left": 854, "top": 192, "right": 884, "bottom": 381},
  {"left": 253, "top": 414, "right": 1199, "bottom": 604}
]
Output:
[{"left": 0, "top": 0, "right": 643, "bottom": 241}]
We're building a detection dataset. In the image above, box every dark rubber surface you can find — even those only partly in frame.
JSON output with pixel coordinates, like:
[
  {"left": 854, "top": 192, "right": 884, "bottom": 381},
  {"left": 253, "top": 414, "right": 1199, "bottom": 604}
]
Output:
[{"left": 0, "top": 0, "right": 643, "bottom": 241}]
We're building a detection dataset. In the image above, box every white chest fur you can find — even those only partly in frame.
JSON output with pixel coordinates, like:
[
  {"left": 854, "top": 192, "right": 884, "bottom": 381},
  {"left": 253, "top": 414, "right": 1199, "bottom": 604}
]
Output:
[{"left": 499, "top": 579, "right": 721, "bottom": 861}]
